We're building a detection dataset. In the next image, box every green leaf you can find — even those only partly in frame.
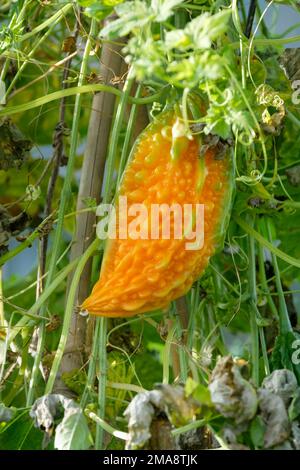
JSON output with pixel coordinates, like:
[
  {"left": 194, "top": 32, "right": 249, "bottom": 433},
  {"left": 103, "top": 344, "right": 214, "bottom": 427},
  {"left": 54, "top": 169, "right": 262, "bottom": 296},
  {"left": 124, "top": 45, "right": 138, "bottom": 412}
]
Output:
[
  {"left": 79, "top": 0, "right": 122, "bottom": 5},
  {"left": 61, "top": 370, "right": 88, "bottom": 396},
  {"left": 0, "top": 410, "right": 44, "bottom": 450},
  {"left": 187, "top": 11, "right": 230, "bottom": 49},
  {"left": 151, "top": 0, "right": 183, "bottom": 21},
  {"left": 167, "top": 52, "right": 223, "bottom": 87},
  {"left": 249, "top": 416, "right": 266, "bottom": 449},
  {"left": 185, "top": 377, "right": 212, "bottom": 406},
  {"left": 74, "top": 0, "right": 93, "bottom": 5},
  {"left": 84, "top": 5, "right": 113, "bottom": 20},
  {"left": 54, "top": 411, "right": 92, "bottom": 450},
  {"left": 78, "top": 1, "right": 122, "bottom": 19},
  {"left": 100, "top": 0, "right": 182, "bottom": 39},
  {"left": 256, "top": 317, "right": 272, "bottom": 327},
  {"left": 100, "top": 2, "right": 152, "bottom": 39},
  {"left": 185, "top": 377, "right": 198, "bottom": 396},
  {"left": 204, "top": 113, "right": 232, "bottom": 139},
  {"left": 165, "top": 10, "right": 231, "bottom": 51}
]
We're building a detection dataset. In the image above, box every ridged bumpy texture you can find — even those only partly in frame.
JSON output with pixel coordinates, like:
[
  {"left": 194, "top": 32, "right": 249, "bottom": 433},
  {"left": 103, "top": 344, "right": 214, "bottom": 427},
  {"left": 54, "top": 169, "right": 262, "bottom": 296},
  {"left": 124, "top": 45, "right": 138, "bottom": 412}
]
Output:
[{"left": 82, "top": 108, "right": 233, "bottom": 317}]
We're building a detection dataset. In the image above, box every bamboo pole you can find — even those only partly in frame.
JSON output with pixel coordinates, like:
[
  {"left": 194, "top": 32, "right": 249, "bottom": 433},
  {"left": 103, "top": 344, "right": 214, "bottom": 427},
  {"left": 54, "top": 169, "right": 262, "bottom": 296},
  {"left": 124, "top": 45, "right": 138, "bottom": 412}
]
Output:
[{"left": 54, "top": 38, "right": 125, "bottom": 394}]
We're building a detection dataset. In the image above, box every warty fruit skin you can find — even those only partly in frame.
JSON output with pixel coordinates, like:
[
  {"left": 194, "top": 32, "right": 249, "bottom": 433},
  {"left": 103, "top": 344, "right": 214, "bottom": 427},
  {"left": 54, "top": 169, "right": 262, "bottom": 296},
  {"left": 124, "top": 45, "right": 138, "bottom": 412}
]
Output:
[{"left": 82, "top": 108, "right": 234, "bottom": 317}]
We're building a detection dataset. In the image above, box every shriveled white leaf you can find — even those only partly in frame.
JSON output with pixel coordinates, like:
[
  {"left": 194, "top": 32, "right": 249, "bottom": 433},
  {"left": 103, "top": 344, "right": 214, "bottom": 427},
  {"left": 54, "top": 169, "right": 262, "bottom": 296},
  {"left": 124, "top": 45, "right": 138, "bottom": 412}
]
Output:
[
  {"left": 101, "top": 2, "right": 152, "bottom": 39},
  {"left": 152, "top": 0, "right": 183, "bottom": 21},
  {"left": 258, "top": 389, "right": 290, "bottom": 448},
  {"left": 262, "top": 369, "right": 297, "bottom": 406},
  {"left": 54, "top": 410, "right": 92, "bottom": 450},
  {"left": 291, "top": 421, "right": 300, "bottom": 450},
  {"left": 124, "top": 384, "right": 199, "bottom": 450},
  {"left": 30, "top": 394, "right": 92, "bottom": 450},
  {"left": 124, "top": 390, "right": 163, "bottom": 450},
  {"left": 208, "top": 356, "right": 257, "bottom": 424}
]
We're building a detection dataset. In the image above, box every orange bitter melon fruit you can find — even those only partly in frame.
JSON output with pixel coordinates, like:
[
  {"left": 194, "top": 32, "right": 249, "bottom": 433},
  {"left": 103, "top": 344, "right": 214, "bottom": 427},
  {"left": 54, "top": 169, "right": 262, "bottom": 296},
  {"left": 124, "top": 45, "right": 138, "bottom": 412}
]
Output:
[{"left": 82, "top": 106, "right": 234, "bottom": 317}]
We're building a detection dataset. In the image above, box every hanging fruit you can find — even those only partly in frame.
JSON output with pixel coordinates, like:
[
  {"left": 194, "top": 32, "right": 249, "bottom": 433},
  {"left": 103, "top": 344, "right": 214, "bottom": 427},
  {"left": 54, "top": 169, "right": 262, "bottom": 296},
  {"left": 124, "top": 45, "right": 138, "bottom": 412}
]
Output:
[{"left": 82, "top": 104, "right": 234, "bottom": 317}]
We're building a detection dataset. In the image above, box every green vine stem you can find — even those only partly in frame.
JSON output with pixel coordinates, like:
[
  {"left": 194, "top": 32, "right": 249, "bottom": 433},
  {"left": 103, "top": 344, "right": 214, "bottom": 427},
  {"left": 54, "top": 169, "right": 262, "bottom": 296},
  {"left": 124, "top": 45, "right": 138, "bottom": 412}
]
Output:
[
  {"left": 0, "top": 208, "right": 96, "bottom": 268},
  {"left": 26, "top": 254, "right": 92, "bottom": 405},
  {"left": 257, "top": 242, "right": 279, "bottom": 321},
  {"left": 7, "top": 256, "right": 81, "bottom": 346},
  {"left": 4, "top": 20, "right": 60, "bottom": 99},
  {"left": 248, "top": 222, "right": 271, "bottom": 378},
  {"left": 0, "top": 268, "right": 4, "bottom": 331},
  {"left": 87, "top": 411, "right": 129, "bottom": 442},
  {"left": 0, "top": 213, "right": 55, "bottom": 268},
  {"left": 95, "top": 316, "right": 107, "bottom": 449},
  {"left": 102, "top": 68, "right": 135, "bottom": 201},
  {"left": 93, "top": 66, "right": 135, "bottom": 450},
  {"left": 247, "top": 217, "right": 259, "bottom": 387},
  {"left": 1, "top": 3, "right": 72, "bottom": 94},
  {"left": 0, "top": 85, "right": 164, "bottom": 118},
  {"left": 45, "top": 239, "right": 100, "bottom": 395},
  {"left": 235, "top": 216, "right": 300, "bottom": 269},
  {"left": 230, "top": 34, "right": 300, "bottom": 49},
  {"left": 18, "top": 4, "right": 73, "bottom": 45},
  {"left": 171, "top": 418, "right": 207, "bottom": 437},
  {"left": 252, "top": 300, "right": 270, "bottom": 376},
  {"left": 80, "top": 319, "right": 101, "bottom": 408},
  {"left": 4, "top": 326, "right": 29, "bottom": 405},
  {"left": 0, "top": 0, "right": 33, "bottom": 83},
  {"left": 162, "top": 321, "right": 177, "bottom": 384},
  {"left": 116, "top": 83, "right": 143, "bottom": 187},
  {"left": 26, "top": 16, "right": 97, "bottom": 406},
  {"left": 263, "top": 219, "right": 293, "bottom": 335},
  {"left": 44, "top": 18, "right": 97, "bottom": 292},
  {"left": 176, "top": 316, "right": 188, "bottom": 383},
  {"left": 246, "top": 215, "right": 270, "bottom": 379}
]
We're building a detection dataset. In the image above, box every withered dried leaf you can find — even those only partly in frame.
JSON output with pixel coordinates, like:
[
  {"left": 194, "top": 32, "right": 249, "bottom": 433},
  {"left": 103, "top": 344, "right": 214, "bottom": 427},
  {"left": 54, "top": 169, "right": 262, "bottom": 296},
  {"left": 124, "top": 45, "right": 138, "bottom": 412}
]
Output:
[
  {"left": 124, "top": 390, "right": 163, "bottom": 450},
  {"left": 62, "top": 36, "right": 76, "bottom": 53},
  {"left": 124, "top": 384, "right": 200, "bottom": 450},
  {"left": 0, "top": 205, "right": 29, "bottom": 255},
  {"left": 30, "top": 394, "right": 91, "bottom": 450},
  {"left": 279, "top": 48, "right": 300, "bottom": 82},
  {"left": 258, "top": 389, "right": 290, "bottom": 448},
  {"left": 155, "top": 384, "right": 200, "bottom": 427},
  {"left": 262, "top": 369, "right": 297, "bottom": 406},
  {"left": 291, "top": 421, "right": 300, "bottom": 450},
  {"left": 273, "top": 440, "right": 294, "bottom": 450},
  {"left": 0, "top": 118, "right": 32, "bottom": 170},
  {"left": 208, "top": 356, "right": 257, "bottom": 424}
]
